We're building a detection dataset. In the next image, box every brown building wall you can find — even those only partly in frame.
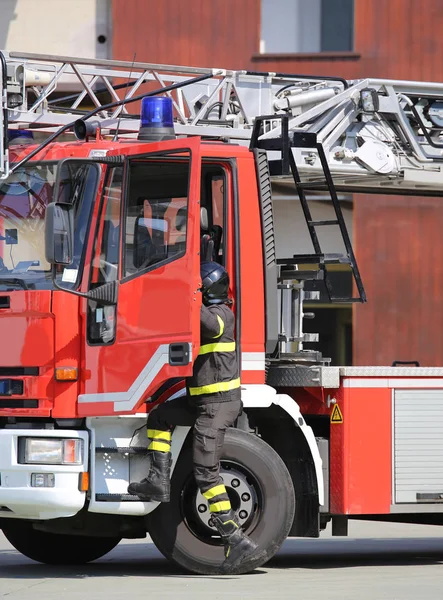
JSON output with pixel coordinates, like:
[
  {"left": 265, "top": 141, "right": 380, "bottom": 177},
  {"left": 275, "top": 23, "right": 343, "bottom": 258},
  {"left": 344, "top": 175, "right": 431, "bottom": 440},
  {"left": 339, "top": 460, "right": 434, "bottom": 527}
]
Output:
[
  {"left": 353, "top": 195, "right": 443, "bottom": 367},
  {"left": 111, "top": 0, "right": 259, "bottom": 69},
  {"left": 350, "top": 0, "right": 443, "bottom": 366},
  {"left": 112, "top": 0, "right": 443, "bottom": 366},
  {"left": 112, "top": 0, "right": 443, "bottom": 81}
]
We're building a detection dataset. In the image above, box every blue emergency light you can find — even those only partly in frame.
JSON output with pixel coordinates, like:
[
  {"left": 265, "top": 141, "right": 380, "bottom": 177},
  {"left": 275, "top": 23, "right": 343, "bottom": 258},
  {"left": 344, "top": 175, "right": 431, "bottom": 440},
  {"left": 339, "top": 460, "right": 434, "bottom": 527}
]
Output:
[
  {"left": 138, "top": 96, "right": 175, "bottom": 141},
  {"left": 7, "top": 130, "right": 34, "bottom": 144}
]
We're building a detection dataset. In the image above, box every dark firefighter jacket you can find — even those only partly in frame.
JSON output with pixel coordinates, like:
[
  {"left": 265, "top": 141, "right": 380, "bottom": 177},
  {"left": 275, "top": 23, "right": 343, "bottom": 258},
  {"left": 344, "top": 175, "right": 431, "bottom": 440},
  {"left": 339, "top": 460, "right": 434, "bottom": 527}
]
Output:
[{"left": 187, "top": 303, "right": 241, "bottom": 405}]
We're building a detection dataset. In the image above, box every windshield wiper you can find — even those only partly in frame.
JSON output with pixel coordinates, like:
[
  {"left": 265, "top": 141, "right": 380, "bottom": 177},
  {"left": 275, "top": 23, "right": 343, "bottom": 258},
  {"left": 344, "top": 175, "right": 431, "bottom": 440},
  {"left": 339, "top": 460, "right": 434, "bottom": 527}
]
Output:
[{"left": 0, "top": 277, "right": 29, "bottom": 290}]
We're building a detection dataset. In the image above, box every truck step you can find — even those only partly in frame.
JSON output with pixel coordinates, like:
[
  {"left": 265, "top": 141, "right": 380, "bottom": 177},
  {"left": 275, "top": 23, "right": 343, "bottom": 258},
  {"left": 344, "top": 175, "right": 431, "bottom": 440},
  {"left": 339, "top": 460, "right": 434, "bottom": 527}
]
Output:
[
  {"left": 95, "top": 493, "right": 144, "bottom": 502},
  {"left": 278, "top": 270, "right": 324, "bottom": 281},
  {"left": 95, "top": 447, "right": 148, "bottom": 455},
  {"left": 277, "top": 254, "right": 324, "bottom": 264}
]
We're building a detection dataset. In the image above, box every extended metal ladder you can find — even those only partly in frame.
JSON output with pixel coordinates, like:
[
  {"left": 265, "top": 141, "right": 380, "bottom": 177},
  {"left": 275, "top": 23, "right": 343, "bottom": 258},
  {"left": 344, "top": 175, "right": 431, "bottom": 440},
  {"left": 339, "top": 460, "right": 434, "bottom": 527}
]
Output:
[
  {"left": 5, "top": 49, "right": 443, "bottom": 361},
  {"left": 1, "top": 50, "right": 346, "bottom": 179},
  {"left": 289, "top": 130, "right": 365, "bottom": 303},
  {"left": 250, "top": 115, "right": 366, "bottom": 305},
  {"left": 3, "top": 50, "right": 443, "bottom": 194}
]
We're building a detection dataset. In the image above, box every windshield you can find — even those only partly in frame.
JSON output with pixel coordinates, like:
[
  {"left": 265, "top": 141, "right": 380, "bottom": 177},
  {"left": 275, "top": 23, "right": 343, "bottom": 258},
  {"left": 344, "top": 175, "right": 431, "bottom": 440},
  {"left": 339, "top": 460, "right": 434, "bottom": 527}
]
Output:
[{"left": 0, "top": 162, "right": 96, "bottom": 291}]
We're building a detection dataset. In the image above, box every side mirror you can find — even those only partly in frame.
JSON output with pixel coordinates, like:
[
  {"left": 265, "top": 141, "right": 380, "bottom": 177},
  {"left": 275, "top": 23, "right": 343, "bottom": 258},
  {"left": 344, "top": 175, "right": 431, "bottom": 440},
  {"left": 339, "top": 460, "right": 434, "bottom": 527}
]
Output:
[
  {"left": 43, "top": 157, "right": 117, "bottom": 305},
  {"left": 45, "top": 202, "right": 74, "bottom": 265},
  {"left": 45, "top": 158, "right": 100, "bottom": 266}
]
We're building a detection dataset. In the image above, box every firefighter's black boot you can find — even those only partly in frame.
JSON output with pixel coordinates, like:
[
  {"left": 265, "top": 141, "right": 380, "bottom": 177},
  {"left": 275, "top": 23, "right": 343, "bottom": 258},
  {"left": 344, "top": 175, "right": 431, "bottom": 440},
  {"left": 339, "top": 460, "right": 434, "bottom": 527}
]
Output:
[
  {"left": 212, "top": 510, "right": 258, "bottom": 573},
  {"left": 127, "top": 450, "right": 172, "bottom": 502}
]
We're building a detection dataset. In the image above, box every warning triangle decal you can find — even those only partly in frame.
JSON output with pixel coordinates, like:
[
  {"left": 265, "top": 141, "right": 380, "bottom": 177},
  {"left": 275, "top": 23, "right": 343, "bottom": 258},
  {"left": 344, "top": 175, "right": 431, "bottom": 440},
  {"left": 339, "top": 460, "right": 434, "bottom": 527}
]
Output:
[{"left": 331, "top": 404, "right": 343, "bottom": 424}]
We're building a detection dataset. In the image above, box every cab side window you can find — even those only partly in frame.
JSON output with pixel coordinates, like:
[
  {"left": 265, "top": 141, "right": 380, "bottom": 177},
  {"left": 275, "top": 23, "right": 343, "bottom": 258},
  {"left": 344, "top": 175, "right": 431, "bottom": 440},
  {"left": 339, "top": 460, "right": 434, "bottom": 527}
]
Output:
[
  {"left": 87, "top": 167, "right": 122, "bottom": 345},
  {"left": 123, "top": 158, "right": 190, "bottom": 278},
  {"left": 200, "top": 167, "right": 226, "bottom": 265},
  {"left": 210, "top": 174, "right": 225, "bottom": 264}
]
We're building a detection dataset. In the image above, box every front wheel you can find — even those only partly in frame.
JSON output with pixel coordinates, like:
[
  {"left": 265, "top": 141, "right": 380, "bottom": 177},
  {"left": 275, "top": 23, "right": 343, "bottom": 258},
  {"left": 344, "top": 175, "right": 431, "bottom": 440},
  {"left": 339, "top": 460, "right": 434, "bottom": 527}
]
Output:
[
  {"left": 2, "top": 521, "right": 121, "bottom": 565},
  {"left": 146, "top": 428, "right": 295, "bottom": 575}
]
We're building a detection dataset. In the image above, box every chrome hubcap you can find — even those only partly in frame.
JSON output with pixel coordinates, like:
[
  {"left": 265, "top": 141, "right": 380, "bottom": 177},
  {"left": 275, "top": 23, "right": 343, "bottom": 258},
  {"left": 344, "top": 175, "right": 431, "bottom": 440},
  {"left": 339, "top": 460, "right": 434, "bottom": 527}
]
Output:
[{"left": 194, "top": 464, "right": 256, "bottom": 531}]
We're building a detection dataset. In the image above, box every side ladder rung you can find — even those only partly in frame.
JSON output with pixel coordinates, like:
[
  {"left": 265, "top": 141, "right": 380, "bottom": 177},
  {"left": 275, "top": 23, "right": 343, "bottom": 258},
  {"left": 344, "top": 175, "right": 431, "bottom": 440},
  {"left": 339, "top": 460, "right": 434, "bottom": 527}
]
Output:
[
  {"left": 307, "top": 220, "right": 339, "bottom": 227},
  {"left": 296, "top": 181, "right": 329, "bottom": 190},
  {"left": 323, "top": 254, "right": 351, "bottom": 264},
  {"left": 330, "top": 297, "right": 364, "bottom": 303}
]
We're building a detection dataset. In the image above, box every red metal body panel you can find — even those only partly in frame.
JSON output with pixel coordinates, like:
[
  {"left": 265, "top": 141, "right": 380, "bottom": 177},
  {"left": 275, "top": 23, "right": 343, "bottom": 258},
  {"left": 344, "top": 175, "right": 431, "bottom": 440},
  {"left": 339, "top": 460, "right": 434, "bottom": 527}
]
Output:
[
  {"left": 329, "top": 381, "right": 392, "bottom": 514},
  {"left": 52, "top": 292, "right": 81, "bottom": 419},
  {"left": 79, "top": 254, "right": 199, "bottom": 416},
  {"left": 78, "top": 138, "right": 203, "bottom": 416},
  {"left": 236, "top": 155, "right": 266, "bottom": 385},
  {"left": 0, "top": 291, "right": 54, "bottom": 417},
  {"left": 290, "top": 387, "right": 330, "bottom": 416}
]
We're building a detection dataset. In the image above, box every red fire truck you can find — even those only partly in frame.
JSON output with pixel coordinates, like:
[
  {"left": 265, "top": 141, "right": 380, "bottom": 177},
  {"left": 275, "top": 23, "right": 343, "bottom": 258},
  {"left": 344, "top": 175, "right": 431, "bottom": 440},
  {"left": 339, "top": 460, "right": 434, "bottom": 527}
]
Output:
[{"left": 1, "top": 51, "right": 443, "bottom": 574}]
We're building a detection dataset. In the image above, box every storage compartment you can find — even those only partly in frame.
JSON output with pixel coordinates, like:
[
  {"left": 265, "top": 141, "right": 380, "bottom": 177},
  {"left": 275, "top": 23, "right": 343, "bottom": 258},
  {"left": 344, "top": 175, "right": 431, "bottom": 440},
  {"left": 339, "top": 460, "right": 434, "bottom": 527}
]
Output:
[{"left": 394, "top": 389, "right": 443, "bottom": 503}]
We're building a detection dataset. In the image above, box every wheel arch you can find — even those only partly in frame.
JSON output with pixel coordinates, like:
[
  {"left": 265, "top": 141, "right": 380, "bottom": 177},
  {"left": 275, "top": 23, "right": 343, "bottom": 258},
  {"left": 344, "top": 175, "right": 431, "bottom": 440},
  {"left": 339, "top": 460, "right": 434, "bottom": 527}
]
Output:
[
  {"left": 160, "top": 384, "right": 323, "bottom": 538},
  {"left": 241, "top": 384, "right": 323, "bottom": 537}
]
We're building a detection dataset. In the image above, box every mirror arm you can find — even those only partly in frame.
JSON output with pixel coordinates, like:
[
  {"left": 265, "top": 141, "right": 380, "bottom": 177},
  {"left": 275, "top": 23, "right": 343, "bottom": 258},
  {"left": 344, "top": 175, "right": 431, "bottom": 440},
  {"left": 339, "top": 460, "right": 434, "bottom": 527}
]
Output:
[{"left": 51, "top": 265, "right": 118, "bottom": 305}]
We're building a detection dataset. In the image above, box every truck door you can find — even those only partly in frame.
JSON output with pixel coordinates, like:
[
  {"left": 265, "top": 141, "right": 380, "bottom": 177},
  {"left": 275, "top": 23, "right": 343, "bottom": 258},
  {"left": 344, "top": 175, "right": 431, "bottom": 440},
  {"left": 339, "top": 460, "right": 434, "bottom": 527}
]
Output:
[{"left": 78, "top": 141, "right": 202, "bottom": 416}]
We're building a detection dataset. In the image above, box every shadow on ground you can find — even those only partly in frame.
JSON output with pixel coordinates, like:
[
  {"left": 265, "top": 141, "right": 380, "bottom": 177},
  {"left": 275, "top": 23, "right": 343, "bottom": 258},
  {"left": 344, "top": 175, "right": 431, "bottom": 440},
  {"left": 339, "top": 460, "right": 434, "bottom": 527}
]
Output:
[
  {"left": 1, "top": 536, "right": 443, "bottom": 579},
  {"left": 268, "top": 537, "right": 443, "bottom": 570}
]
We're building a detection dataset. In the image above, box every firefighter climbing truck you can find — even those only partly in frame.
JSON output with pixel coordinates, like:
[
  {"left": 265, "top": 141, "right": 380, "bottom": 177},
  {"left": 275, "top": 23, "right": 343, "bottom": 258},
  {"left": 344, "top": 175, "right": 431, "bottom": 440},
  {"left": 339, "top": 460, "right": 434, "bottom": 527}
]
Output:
[{"left": 1, "top": 51, "right": 443, "bottom": 574}]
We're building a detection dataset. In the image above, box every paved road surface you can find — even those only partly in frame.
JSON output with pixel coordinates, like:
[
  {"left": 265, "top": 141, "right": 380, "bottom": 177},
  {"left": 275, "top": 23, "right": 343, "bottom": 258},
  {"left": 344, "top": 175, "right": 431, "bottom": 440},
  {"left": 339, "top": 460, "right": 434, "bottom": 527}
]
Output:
[{"left": 1, "top": 520, "right": 443, "bottom": 599}]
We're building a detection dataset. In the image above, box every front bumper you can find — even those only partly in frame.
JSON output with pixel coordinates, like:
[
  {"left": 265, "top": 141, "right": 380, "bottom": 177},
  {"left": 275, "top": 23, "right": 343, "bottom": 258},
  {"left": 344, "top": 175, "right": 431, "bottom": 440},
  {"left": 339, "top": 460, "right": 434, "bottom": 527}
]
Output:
[{"left": 0, "top": 428, "right": 88, "bottom": 520}]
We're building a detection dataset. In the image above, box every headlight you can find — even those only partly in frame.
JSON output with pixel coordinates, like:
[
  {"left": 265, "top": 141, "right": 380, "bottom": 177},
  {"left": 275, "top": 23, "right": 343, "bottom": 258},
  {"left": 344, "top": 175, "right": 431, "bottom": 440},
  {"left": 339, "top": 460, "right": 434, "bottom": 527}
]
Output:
[{"left": 21, "top": 438, "right": 83, "bottom": 465}]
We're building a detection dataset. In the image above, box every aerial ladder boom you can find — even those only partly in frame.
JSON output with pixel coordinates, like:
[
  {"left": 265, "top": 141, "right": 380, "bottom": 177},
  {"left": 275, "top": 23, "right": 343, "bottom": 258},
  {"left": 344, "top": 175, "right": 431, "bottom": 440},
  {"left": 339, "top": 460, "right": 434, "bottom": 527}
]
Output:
[
  {"left": 2, "top": 50, "right": 443, "bottom": 195},
  {"left": 2, "top": 51, "right": 443, "bottom": 361}
]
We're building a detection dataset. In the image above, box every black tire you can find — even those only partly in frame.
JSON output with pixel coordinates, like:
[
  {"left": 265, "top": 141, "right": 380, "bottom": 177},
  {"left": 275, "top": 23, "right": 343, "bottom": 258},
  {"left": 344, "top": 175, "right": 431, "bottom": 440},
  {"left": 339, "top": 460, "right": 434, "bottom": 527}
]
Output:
[
  {"left": 146, "top": 428, "right": 295, "bottom": 575},
  {"left": 2, "top": 521, "right": 121, "bottom": 565}
]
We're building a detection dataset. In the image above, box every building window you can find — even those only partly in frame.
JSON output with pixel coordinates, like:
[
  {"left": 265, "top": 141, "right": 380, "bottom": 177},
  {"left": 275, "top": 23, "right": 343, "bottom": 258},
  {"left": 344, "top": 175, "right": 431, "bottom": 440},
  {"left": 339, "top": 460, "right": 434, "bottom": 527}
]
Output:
[{"left": 260, "top": 0, "right": 354, "bottom": 54}]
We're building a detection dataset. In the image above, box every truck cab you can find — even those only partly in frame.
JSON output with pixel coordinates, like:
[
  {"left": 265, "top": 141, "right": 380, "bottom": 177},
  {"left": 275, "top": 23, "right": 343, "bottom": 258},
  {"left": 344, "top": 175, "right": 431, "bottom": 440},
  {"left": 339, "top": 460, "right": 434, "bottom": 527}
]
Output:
[
  {"left": 0, "top": 122, "right": 304, "bottom": 574},
  {"left": 0, "top": 134, "right": 267, "bottom": 419}
]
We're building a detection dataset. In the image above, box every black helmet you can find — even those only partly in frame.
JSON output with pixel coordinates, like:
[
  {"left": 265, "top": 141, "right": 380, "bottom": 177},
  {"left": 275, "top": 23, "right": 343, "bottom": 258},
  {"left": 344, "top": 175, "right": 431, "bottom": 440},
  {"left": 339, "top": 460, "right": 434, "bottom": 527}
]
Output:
[{"left": 200, "top": 261, "right": 229, "bottom": 305}]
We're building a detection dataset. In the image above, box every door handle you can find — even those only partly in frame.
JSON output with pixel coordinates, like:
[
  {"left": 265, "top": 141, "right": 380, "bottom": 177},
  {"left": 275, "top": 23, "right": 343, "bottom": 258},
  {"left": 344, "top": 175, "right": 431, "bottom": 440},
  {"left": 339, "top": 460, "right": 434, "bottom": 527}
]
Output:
[{"left": 169, "top": 343, "right": 191, "bottom": 366}]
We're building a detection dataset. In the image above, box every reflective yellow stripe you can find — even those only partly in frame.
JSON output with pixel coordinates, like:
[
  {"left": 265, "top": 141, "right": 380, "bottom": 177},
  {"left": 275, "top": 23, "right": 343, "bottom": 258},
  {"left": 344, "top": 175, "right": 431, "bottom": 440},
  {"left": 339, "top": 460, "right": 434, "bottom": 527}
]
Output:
[
  {"left": 148, "top": 441, "right": 170, "bottom": 452},
  {"left": 147, "top": 429, "right": 171, "bottom": 441},
  {"left": 203, "top": 484, "right": 227, "bottom": 500},
  {"left": 189, "top": 377, "right": 241, "bottom": 396},
  {"left": 213, "top": 314, "right": 225, "bottom": 339},
  {"left": 210, "top": 500, "right": 232, "bottom": 513},
  {"left": 223, "top": 520, "right": 238, "bottom": 528},
  {"left": 198, "top": 342, "right": 236, "bottom": 356}
]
